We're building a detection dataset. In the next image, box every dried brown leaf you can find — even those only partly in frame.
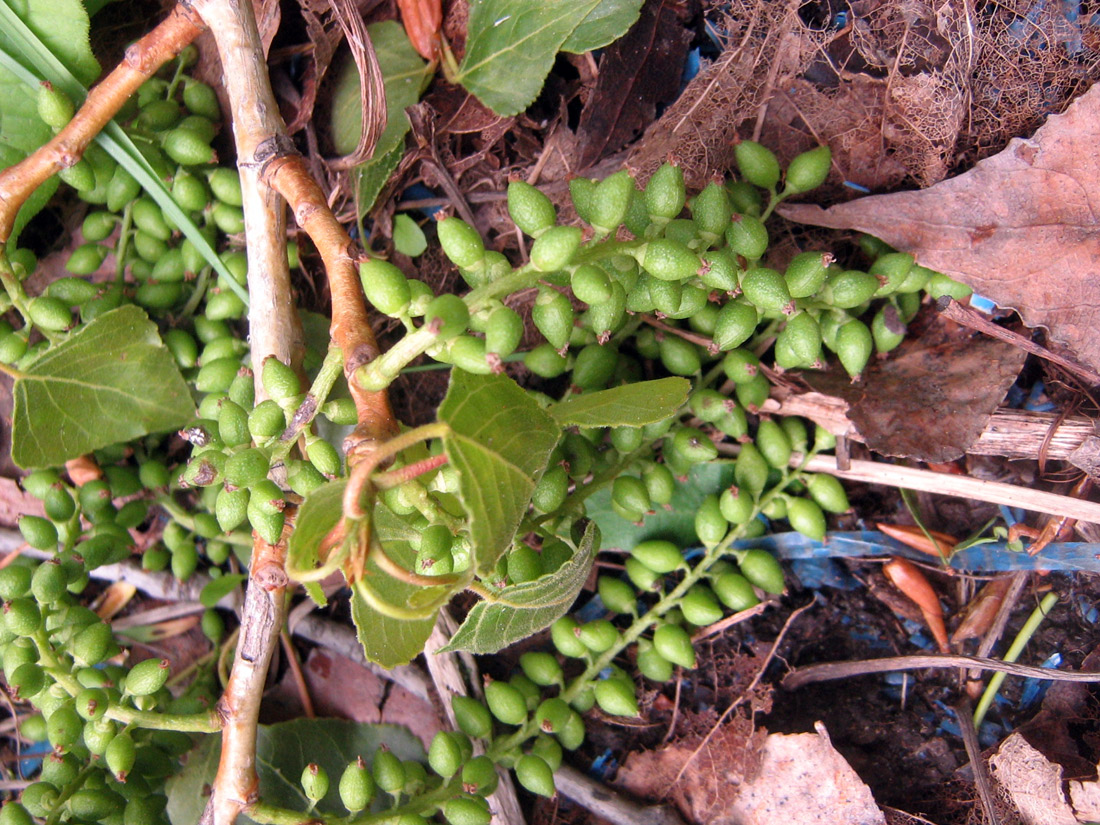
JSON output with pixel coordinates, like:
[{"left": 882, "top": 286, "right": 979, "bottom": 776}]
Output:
[{"left": 781, "top": 84, "right": 1100, "bottom": 372}]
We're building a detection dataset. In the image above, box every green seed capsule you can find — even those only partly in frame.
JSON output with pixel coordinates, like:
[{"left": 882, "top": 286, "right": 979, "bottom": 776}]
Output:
[
  {"left": 0, "top": 803, "right": 34, "bottom": 825},
  {"left": 712, "top": 300, "right": 758, "bottom": 351},
  {"left": 483, "top": 305, "right": 522, "bottom": 357},
  {"left": 681, "top": 585, "right": 724, "bottom": 626},
  {"left": 722, "top": 348, "right": 760, "bottom": 384},
  {"left": 514, "top": 752, "right": 556, "bottom": 797},
  {"left": 519, "top": 651, "right": 563, "bottom": 686},
  {"left": 31, "top": 560, "right": 67, "bottom": 605},
  {"left": 368, "top": 748, "right": 405, "bottom": 795},
  {"left": 195, "top": 357, "right": 241, "bottom": 394},
  {"left": 735, "top": 140, "right": 781, "bottom": 189},
  {"left": 577, "top": 619, "right": 618, "bottom": 653},
  {"left": 870, "top": 252, "right": 915, "bottom": 297},
  {"left": 506, "top": 544, "right": 542, "bottom": 584},
  {"left": 719, "top": 485, "right": 755, "bottom": 524},
  {"left": 784, "top": 251, "right": 830, "bottom": 299},
  {"left": 713, "top": 571, "right": 759, "bottom": 611},
  {"left": 359, "top": 258, "right": 411, "bottom": 317},
  {"left": 645, "top": 162, "right": 686, "bottom": 222},
  {"left": 436, "top": 217, "right": 485, "bottom": 269},
  {"left": 452, "top": 695, "right": 492, "bottom": 739},
  {"left": 339, "top": 757, "right": 375, "bottom": 811},
  {"left": 248, "top": 400, "right": 287, "bottom": 439},
  {"left": 299, "top": 763, "right": 329, "bottom": 802},
  {"left": 594, "top": 677, "right": 638, "bottom": 717},
  {"left": 428, "top": 731, "right": 463, "bottom": 780},
  {"left": 694, "top": 493, "right": 728, "bottom": 546},
  {"left": 806, "top": 473, "right": 849, "bottom": 513},
  {"left": 529, "top": 225, "right": 582, "bottom": 273},
  {"left": 756, "top": 419, "right": 793, "bottom": 470},
  {"left": 485, "top": 680, "right": 528, "bottom": 726},
  {"left": 260, "top": 356, "right": 300, "bottom": 402},
  {"left": 739, "top": 548, "right": 785, "bottom": 594},
  {"left": 735, "top": 371, "right": 771, "bottom": 412},
  {"left": 0, "top": 566, "right": 31, "bottom": 601},
  {"left": 306, "top": 438, "right": 342, "bottom": 477},
  {"left": 534, "top": 697, "right": 572, "bottom": 734},
  {"left": 612, "top": 475, "right": 651, "bottom": 516},
  {"left": 444, "top": 795, "right": 491, "bottom": 825},
  {"left": 872, "top": 304, "right": 906, "bottom": 353},
  {"left": 835, "top": 319, "right": 873, "bottom": 380},
  {"left": 568, "top": 176, "right": 598, "bottom": 223},
  {"left": 211, "top": 202, "right": 244, "bottom": 234},
  {"left": 423, "top": 294, "right": 470, "bottom": 340},
  {"left": 20, "top": 782, "right": 59, "bottom": 819},
  {"left": 507, "top": 180, "right": 556, "bottom": 237},
  {"left": 105, "top": 732, "right": 136, "bottom": 781},
  {"left": 524, "top": 343, "right": 569, "bottom": 378},
  {"left": 642, "top": 462, "right": 675, "bottom": 505},
  {"left": 64, "top": 240, "right": 109, "bottom": 276},
  {"left": 823, "top": 269, "right": 878, "bottom": 309},
  {"left": 550, "top": 616, "right": 587, "bottom": 658},
  {"left": 741, "top": 267, "right": 793, "bottom": 315},
  {"left": 4, "top": 598, "right": 40, "bottom": 638},
  {"left": 670, "top": 426, "right": 717, "bottom": 463},
  {"left": 59, "top": 157, "right": 96, "bottom": 192},
  {"left": 653, "top": 623, "right": 696, "bottom": 669},
  {"left": 598, "top": 576, "right": 637, "bottom": 615},
  {"left": 691, "top": 181, "right": 732, "bottom": 241},
  {"left": 927, "top": 272, "right": 973, "bottom": 301},
  {"left": 28, "top": 296, "right": 72, "bottom": 332},
  {"left": 207, "top": 168, "right": 243, "bottom": 207},
  {"left": 654, "top": 334, "right": 699, "bottom": 376},
  {"left": 132, "top": 197, "right": 171, "bottom": 241},
  {"left": 570, "top": 263, "right": 612, "bottom": 305},
  {"left": 171, "top": 541, "right": 199, "bottom": 580},
  {"left": 725, "top": 213, "right": 769, "bottom": 260},
  {"left": 734, "top": 443, "right": 769, "bottom": 497},
  {"left": 631, "top": 539, "right": 683, "bottom": 574},
  {"left": 9, "top": 662, "right": 46, "bottom": 700},
  {"left": 784, "top": 145, "right": 832, "bottom": 193},
  {"left": 36, "top": 82, "right": 74, "bottom": 129},
  {"left": 0, "top": 333, "right": 28, "bottom": 364},
  {"left": 46, "top": 704, "right": 82, "bottom": 752},
  {"left": 171, "top": 171, "right": 208, "bottom": 213},
  {"left": 776, "top": 311, "right": 822, "bottom": 369},
  {"left": 106, "top": 166, "right": 141, "bottom": 212},
  {"left": 585, "top": 169, "right": 633, "bottom": 236},
  {"left": 19, "top": 515, "right": 58, "bottom": 551},
  {"left": 163, "top": 127, "right": 216, "bottom": 166},
  {"left": 642, "top": 238, "right": 700, "bottom": 282},
  {"left": 531, "top": 465, "right": 568, "bottom": 514},
  {"left": 787, "top": 496, "right": 827, "bottom": 541}
]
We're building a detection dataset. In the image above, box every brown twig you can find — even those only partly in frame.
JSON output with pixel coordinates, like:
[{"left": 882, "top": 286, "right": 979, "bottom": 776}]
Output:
[
  {"left": 0, "top": 5, "right": 205, "bottom": 241},
  {"left": 955, "top": 698, "right": 1003, "bottom": 825},
  {"left": 938, "top": 297, "right": 1100, "bottom": 386},
  {"left": 202, "top": 532, "right": 290, "bottom": 825},
  {"left": 782, "top": 653, "right": 1100, "bottom": 690}
]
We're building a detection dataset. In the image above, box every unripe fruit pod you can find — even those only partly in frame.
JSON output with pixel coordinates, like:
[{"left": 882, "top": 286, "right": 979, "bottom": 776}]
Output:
[
  {"left": 37, "top": 82, "right": 74, "bottom": 130},
  {"left": 681, "top": 585, "right": 724, "bottom": 626},
  {"left": 571, "top": 263, "right": 613, "bottom": 305},
  {"left": 444, "top": 795, "right": 491, "bottom": 825},
  {"left": 339, "top": 757, "right": 375, "bottom": 811},
  {"left": 359, "top": 258, "right": 411, "bottom": 317},
  {"left": 872, "top": 304, "right": 906, "bottom": 354},
  {"left": 46, "top": 705, "right": 82, "bottom": 751},
  {"left": 485, "top": 680, "right": 528, "bottom": 725},
  {"left": 5, "top": 598, "right": 41, "bottom": 637},
  {"left": 670, "top": 426, "right": 717, "bottom": 463},
  {"left": 624, "top": 556, "right": 661, "bottom": 591},
  {"left": 612, "top": 475, "right": 651, "bottom": 517},
  {"left": 784, "top": 144, "right": 832, "bottom": 193},
  {"left": 691, "top": 181, "right": 732, "bottom": 239},
  {"left": 530, "top": 288, "right": 573, "bottom": 350},
  {"left": 734, "top": 443, "right": 769, "bottom": 497},
  {"left": 172, "top": 171, "right": 208, "bottom": 213},
  {"left": 20, "top": 782, "right": 59, "bottom": 818},
  {"left": 9, "top": 662, "right": 46, "bottom": 700},
  {"left": 60, "top": 158, "right": 96, "bottom": 192},
  {"left": 437, "top": 217, "right": 485, "bottom": 269},
  {"left": 28, "top": 296, "right": 72, "bottom": 332},
  {"left": 787, "top": 496, "right": 827, "bottom": 541},
  {"left": 452, "top": 695, "right": 492, "bottom": 739},
  {"left": 823, "top": 269, "right": 878, "bottom": 309},
  {"left": 739, "top": 548, "right": 785, "bottom": 594},
  {"left": 508, "top": 180, "right": 557, "bottom": 237},
  {"left": 461, "top": 755, "right": 499, "bottom": 796},
  {"left": 31, "top": 560, "right": 67, "bottom": 604},
  {"left": 0, "top": 803, "right": 34, "bottom": 825},
  {"left": 658, "top": 335, "right": 701, "bottom": 376},
  {"left": 535, "top": 697, "right": 572, "bottom": 734},
  {"left": 713, "top": 300, "right": 759, "bottom": 351},
  {"left": 642, "top": 462, "right": 675, "bottom": 506},
  {"left": 694, "top": 494, "right": 728, "bottom": 546},
  {"left": 164, "top": 127, "right": 216, "bottom": 166},
  {"left": 65, "top": 242, "right": 109, "bottom": 276},
  {"left": 306, "top": 438, "right": 342, "bottom": 477},
  {"left": 595, "top": 678, "right": 638, "bottom": 717},
  {"left": 756, "top": 419, "right": 793, "bottom": 470},
  {"left": 713, "top": 571, "right": 760, "bottom": 611},
  {"left": 653, "top": 623, "right": 696, "bottom": 669},
  {"left": 636, "top": 638, "right": 674, "bottom": 681},
  {"left": 806, "top": 473, "right": 849, "bottom": 514},
  {"left": 835, "top": 318, "right": 873, "bottom": 380},
  {"left": 735, "top": 140, "right": 781, "bottom": 188},
  {"left": 106, "top": 732, "right": 136, "bottom": 781},
  {"left": 249, "top": 400, "right": 287, "bottom": 440},
  {"left": 588, "top": 169, "right": 635, "bottom": 235},
  {"left": 224, "top": 448, "right": 271, "bottom": 489},
  {"left": 551, "top": 616, "right": 587, "bottom": 658},
  {"left": 577, "top": 619, "right": 618, "bottom": 653},
  {"left": 646, "top": 275, "right": 682, "bottom": 315},
  {"left": 125, "top": 657, "right": 170, "bottom": 696},
  {"left": 19, "top": 515, "right": 58, "bottom": 551},
  {"left": 598, "top": 576, "right": 637, "bottom": 615},
  {"left": 208, "top": 168, "right": 243, "bottom": 207},
  {"left": 423, "top": 293, "right": 470, "bottom": 341},
  {"left": 741, "top": 268, "right": 792, "bottom": 316},
  {"left": 261, "top": 356, "right": 300, "bottom": 402},
  {"left": 182, "top": 79, "right": 221, "bottom": 120},
  {"left": 870, "top": 252, "right": 915, "bottom": 296},
  {"left": 642, "top": 238, "right": 700, "bottom": 282},
  {"left": 569, "top": 176, "right": 598, "bottom": 222},
  {"left": 631, "top": 539, "right": 682, "bottom": 574},
  {"left": 68, "top": 787, "right": 124, "bottom": 820},
  {"left": 519, "top": 651, "right": 563, "bottom": 686},
  {"left": 776, "top": 311, "right": 822, "bottom": 369},
  {"left": 726, "top": 213, "right": 769, "bottom": 260},
  {"left": 532, "top": 465, "right": 568, "bottom": 513},
  {"left": 0, "top": 566, "right": 31, "bottom": 601},
  {"left": 484, "top": 305, "right": 523, "bottom": 357},
  {"left": 371, "top": 748, "right": 406, "bottom": 794},
  {"left": 300, "top": 763, "right": 329, "bottom": 802},
  {"left": 928, "top": 272, "right": 973, "bottom": 300},
  {"left": 719, "top": 486, "right": 755, "bottom": 525},
  {"left": 513, "top": 752, "right": 556, "bottom": 798}
]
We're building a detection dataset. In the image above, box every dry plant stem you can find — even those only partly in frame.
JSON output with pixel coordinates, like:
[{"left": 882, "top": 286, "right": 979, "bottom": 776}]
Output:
[
  {"left": 797, "top": 453, "right": 1100, "bottom": 523},
  {"left": 0, "top": 4, "right": 205, "bottom": 241},
  {"left": 202, "top": 535, "right": 290, "bottom": 825},
  {"left": 954, "top": 698, "right": 1002, "bottom": 825},
  {"left": 969, "top": 571, "right": 1029, "bottom": 685},
  {"left": 554, "top": 765, "right": 688, "bottom": 825},
  {"left": 939, "top": 298, "right": 1100, "bottom": 386},
  {"left": 265, "top": 152, "right": 399, "bottom": 452},
  {"left": 782, "top": 654, "right": 1100, "bottom": 690}
]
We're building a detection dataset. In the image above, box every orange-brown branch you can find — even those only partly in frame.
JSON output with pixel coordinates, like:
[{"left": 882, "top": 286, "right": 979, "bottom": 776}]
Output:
[
  {"left": 0, "top": 4, "right": 205, "bottom": 242},
  {"left": 265, "top": 153, "right": 399, "bottom": 456}
]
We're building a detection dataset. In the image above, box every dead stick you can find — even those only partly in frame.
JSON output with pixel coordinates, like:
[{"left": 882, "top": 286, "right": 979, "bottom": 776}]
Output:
[
  {"left": 799, "top": 453, "right": 1100, "bottom": 523},
  {"left": 938, "top": 297, "right": 1100, "bottom": 386},
  {"left": 0, "top": 4, "right": 205, "bottom": 241},
  {"left": 955, "top": 698, "right": 1003, "bottom": 825},
  {"left": 782, "top": 654, "right": 1100, "bottom": 690}
]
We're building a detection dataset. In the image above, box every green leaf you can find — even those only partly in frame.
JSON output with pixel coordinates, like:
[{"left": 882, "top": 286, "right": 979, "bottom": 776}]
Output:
[
  {"left": 440, "top": 520, "right": 598, "bottom": 654},
  {"left": 456, "top": 0, "right": 605, "bottom": 116},
  {"left": 392, "top": 213, "right": 427, "bottom": 257},
  {"left": 331, "top": 20, "right": 431, "bottom": 212},
  {"left": 549, "top": 377, "right": 689, "bottom": 428},
  {"left": 285, "top": 478, "right": 345, "bottom": 585},
  {"left": 0, "top": 0, "right": 100, "bottom": 86},
  {"left": 561, "top": 0, "right": 644, "bottom": 53},
  {"left": 0, "top": 64, "right": 55, "bottom": 246},
  {"left": 10, "top": 305, "right": 195, "bottom": 468},
  {"left": 166, "top": 719, "right": 425, "bottom": 823},
  {"left": 198, "top": 574, "right": 246, "bottom": 608},
  {"left": 588, "top": 461, "right": 736, "bottom": 550},
  {"left": 439, "top": 371, "right": 560, "bottom": 574}
]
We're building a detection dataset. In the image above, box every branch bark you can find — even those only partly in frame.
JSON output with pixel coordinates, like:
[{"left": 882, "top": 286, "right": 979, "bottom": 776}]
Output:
[{"left": 0, "top": 5, "right": 205, "bottom": 241}]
